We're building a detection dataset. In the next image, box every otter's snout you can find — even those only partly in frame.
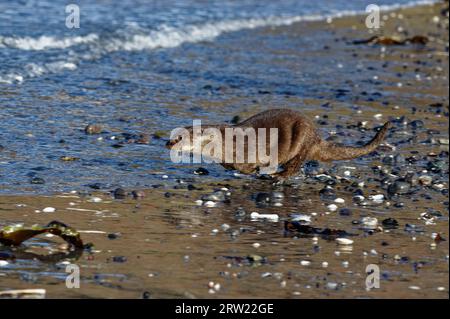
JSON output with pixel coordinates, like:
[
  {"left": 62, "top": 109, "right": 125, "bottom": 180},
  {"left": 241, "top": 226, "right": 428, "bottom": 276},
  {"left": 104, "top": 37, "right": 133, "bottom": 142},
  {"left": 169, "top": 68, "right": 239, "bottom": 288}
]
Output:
[{"left": 165, "top": 140, "right": 175, "bottom": 149}]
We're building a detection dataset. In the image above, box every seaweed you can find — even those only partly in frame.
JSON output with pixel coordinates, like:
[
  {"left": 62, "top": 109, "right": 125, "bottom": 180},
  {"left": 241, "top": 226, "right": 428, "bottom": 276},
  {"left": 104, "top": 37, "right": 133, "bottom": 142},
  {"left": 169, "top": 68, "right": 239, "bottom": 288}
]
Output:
[
  {"left": 284, "top": 221, "right": 357, "bottom": 239},
  {"left": 0, "top": 220, "right": 84, "bottom": 249}
]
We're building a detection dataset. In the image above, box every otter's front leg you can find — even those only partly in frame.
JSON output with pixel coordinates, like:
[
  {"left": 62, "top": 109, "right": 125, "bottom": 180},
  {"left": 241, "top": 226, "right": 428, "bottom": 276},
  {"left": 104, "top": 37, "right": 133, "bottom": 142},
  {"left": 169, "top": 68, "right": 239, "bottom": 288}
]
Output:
[
  {"left": 271, "top": 153, "right": 306, "bottom": 180},
  {"left": 222, "top": 163, "right": 257, "bottom": 175}
]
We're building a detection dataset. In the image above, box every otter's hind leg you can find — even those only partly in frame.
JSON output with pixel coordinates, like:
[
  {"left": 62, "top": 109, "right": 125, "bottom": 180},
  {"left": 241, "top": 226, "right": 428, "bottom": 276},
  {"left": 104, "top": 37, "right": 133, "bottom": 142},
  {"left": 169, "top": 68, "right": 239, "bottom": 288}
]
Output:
[{"left": 271, "top": 153, "right": 306, "bottom": 180}]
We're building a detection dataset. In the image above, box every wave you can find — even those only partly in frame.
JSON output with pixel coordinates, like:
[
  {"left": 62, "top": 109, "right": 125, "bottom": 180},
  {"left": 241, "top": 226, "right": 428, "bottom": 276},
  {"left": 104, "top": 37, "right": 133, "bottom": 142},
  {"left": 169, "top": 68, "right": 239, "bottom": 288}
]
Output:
[
  {"left": 0, "top": 33, "right": 98, "bottom": 50},
  {"left": 0, "top": 0, "right": 438, "bottom": 84}
]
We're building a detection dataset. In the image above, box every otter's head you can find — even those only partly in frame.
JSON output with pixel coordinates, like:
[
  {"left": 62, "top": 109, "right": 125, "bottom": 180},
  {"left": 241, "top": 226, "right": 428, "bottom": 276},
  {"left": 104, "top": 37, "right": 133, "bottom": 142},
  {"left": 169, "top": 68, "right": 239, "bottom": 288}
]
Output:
[{"left": 165, "top": 125, "right": 224, "bottom": 153}]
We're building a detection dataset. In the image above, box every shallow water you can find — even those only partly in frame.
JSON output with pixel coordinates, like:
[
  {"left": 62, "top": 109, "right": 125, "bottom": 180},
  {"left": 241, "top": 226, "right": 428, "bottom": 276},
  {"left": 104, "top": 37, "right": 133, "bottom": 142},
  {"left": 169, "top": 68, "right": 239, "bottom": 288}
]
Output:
[
  {"left": 0, "top": 1, "right": 449, "bottom": 299},
  {"left": 0, "top": 0, "right": 441, "bottom": 193}
]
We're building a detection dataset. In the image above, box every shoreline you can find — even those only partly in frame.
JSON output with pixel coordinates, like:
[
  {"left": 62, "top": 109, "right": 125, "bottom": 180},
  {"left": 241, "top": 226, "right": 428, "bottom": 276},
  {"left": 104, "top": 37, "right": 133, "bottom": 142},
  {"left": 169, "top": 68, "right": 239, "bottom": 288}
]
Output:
[{"left": 0, "top": 1, "right": 448, "bottom": 299}]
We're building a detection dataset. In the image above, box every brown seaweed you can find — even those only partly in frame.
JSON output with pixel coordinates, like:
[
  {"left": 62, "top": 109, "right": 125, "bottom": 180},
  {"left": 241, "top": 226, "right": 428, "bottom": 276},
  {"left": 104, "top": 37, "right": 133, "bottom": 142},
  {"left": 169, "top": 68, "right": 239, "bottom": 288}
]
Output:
[
  {"left": 352, "top": 35, "right": 428, "bottom": 45},
  {"left": 0, "top": 220, "right": 84, "bottom": 249}
]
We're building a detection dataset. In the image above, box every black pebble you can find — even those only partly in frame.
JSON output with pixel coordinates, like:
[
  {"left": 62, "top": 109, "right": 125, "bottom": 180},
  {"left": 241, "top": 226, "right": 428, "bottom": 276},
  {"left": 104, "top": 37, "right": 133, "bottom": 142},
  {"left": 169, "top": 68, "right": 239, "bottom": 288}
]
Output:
[{"left": 194, "top": 167, "right": 209, "bottom": 175}]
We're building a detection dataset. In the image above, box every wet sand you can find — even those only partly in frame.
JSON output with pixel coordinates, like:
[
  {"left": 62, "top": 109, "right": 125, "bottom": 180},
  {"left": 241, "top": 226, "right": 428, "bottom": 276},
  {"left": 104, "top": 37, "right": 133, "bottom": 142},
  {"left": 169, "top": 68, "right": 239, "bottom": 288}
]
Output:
[{"left": 0, "top": 3, "right": 448, "bottom": 298}]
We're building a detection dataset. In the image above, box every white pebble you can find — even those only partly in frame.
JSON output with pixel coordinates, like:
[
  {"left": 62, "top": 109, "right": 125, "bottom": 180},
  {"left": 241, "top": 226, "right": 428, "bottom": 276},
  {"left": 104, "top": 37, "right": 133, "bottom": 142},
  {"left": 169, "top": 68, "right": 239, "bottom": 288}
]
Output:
[
  {"left": 409, "top": 285, "right": 421, "bottom": 290},
  {"left": 195, "top": 200, "right": 203, "bottom": 205},
  {"left": 374, "top": 113, "right": 383, "bottom": 119},
  {"left": 42, "top": 207, "right": 56, "bottom": 213},
  {"left": 327, "top": 204, "right": 338, "bottom": 212},
  {"left": 300, "top": 260, "right": 311, "bottom": 266},
  {"left": 252, "top": 243, "right": 261, "bottom": 248},
  {"left": 221, "top": 223, "right": 230, "bottom": 231},
  {"left": 334, "top": 198, "right": 345, "bottom": 204},
  {"left": 336, "top": 238, "right": 354, "bottom": 245},
  {"left": 322, "top": 261, "right": 329, "bottom": 268},
  {"left": 342, "top": 261, "right": 349, "bottom": 268},
  {"left": 361, "top": 217, "right": 378, "bottom": 229},
  {"left": 0, "top": 260, "right": 9, "bottom": 267},
  {"left": 203, "top": 201, "right": 216, "bottom": 207},
  {"left": 250, "top": 212, "right": 279, "bottom": 222},
  {"left": 327, "top": 282, "right": 338, "bottom": 290},
  {"left": 89, "top": 197, "right": 102, "bottom": 203},
  {"left": 369, "top": 194, "right": 384, "bottom": 201}
]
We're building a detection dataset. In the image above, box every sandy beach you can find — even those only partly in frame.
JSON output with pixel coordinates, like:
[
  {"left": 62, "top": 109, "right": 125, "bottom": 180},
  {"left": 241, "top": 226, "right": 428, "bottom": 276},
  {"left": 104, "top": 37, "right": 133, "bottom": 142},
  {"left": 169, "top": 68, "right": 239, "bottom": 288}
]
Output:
[{"left": 0, "top": 2, "right": 448, "bottom": 299}]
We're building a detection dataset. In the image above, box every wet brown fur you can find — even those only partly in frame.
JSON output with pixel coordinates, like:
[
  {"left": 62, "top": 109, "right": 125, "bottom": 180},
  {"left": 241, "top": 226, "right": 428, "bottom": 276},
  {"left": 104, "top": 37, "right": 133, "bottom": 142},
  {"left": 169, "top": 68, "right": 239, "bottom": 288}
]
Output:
[{"left": 167, "top": 109, "right": 391, "bottom": 179}]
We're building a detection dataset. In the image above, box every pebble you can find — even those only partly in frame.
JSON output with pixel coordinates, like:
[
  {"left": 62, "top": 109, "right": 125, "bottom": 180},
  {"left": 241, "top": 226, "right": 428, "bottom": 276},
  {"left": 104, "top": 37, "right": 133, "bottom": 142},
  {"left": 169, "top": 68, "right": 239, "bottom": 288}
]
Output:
[
  {"left": 336, "top": 238, "right": 354, "bottom": 245},
  {"left": 327, "top": 204, "right": 338, "bottom": 212},
  {"left": 291, "top": 214, "right": 312, "bottom": 224},
  {"left": 42, "top": 207, "right": 56, "bottom": 213},
  {"left": 382, "top": 218, "right": 399, "bottom": 229},
  {"left": 84, "top": 124, "right": 103, "bottom": 135},
  {"left": 88, "top": 197, "right": 103, "bottom": 203},
  {"left": 360, "top": 217, "right": 378, "bottom": 229},
  {"left": 334, "top": 198, "right": 345, "bottom": 204},
  {"left": 221, "top": 224, "right": 230, "bottom": 231},
  {"left": 418, "top": 175, "right": 433, "bottom": 186},
  {"left": 250, "top": 212, "right": 279, "bottom": 222},
  {"left": 369, "top": 194, "right": 384, "bottom": 203},
  {"left": 319, "top": 186, "right": 337, "bottom": 201},
  {"left": 203, "top": 201, "right": 216, "bottom": 207},
  {"left": 30, "top": 177, "right": 45, "bottom": 184},
  {"left": 327, "top": 282, "right": 338, "bottom": 290},
  {"left": 202, "top": 191, "right": 226, "bottom": 202},
  {"left": 113, "top": 188, "right": 127, "bottom": 199},
  {"left": 112, "top": 256, "right": 127, "bottom": 263},
  {"left": 300, "top": 260, "right": 311, "bottom": 266},
  {"left": 131, "top": 190, "right": 145, "bottom": 199},
  {"left": 194, "top": 167, "right": 209, "bottom": 175},
  {"left": 322, "top": 262, "right": 329, "bottom": 268},
  {"left": 388, "top": 181, "right": 411, "bottom": 195},
  {"left": 0, "top": 260, "right": 9, "bottom": 267},
  {"left": 252, "top": 243, "right": 261, "bottom": 248}
]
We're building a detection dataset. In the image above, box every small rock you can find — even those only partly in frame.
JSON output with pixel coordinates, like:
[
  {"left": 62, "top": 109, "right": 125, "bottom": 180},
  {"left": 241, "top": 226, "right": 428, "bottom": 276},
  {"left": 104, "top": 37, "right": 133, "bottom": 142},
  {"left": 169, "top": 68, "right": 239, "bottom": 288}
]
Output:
[
  {"left": 382, "top": 218, "right": 399, "bottom": 229},
  {"left": 84, "top": 124, "right": 103, "bottom": 135},
  {"left": 418, "top": 175, "right": 433, "bottom": 186},
  {"left": 360, "top": 217, "right": 378, "bottom": 229},
  {"left": 388, "top": 181, "right": 411, "bottom": 195},
  {"left": 250, "top": 212, "right": 279, "bottom": 222},
  {"left": 194, "top": 167, "right": 209, "bottom": 175},
  {"left": 336, "top": 238, "right": 354, "bottom": 245},
  {"left": 113, "top": 188, "right": 127, "bottom": 199},
  {"left": 30, "top": 177, "right": 45, "bottom": 184},
  {"left": 112, "top": 256, "right": 127, "bottom": 263},
  {"left": 131, "top": 190, "right": 145, "bottom": 199}
]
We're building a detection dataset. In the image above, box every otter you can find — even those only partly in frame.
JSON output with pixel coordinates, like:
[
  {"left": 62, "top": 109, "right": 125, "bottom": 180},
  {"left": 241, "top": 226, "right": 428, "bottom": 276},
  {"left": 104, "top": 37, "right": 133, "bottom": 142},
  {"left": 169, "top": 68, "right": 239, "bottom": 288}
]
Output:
[{"left": 166, "top": 109, "right": 391, "bottom": 179}]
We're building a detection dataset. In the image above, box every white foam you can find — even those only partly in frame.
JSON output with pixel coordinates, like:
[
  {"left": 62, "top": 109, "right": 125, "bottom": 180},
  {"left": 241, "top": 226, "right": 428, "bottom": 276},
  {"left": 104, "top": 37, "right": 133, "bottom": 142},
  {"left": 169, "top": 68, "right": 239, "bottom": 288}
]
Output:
[
  {"left": 0, "top": 33, "right": 98, "bottom": 50},
  {"left": 0, "top": 0, "right": 438, "bottom": 84}
]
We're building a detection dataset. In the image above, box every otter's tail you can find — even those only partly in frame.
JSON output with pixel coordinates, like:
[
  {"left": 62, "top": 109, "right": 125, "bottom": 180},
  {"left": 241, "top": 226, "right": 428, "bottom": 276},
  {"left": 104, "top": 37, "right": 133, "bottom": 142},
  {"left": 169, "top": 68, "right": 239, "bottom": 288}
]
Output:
[{"left": 313, "top": 122, "right": 391, "bottom": 162}]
